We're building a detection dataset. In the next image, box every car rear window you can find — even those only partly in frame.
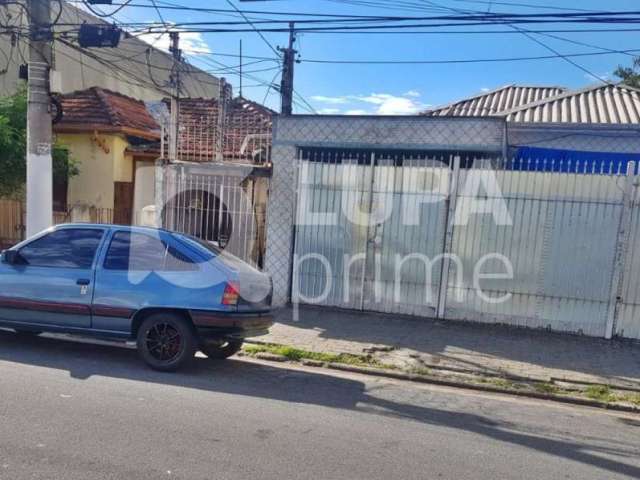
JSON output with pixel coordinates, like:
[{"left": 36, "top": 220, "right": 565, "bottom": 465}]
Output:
[
  {"left": 173, "top": 233, "right": 221, "bottom": 261},
  {"left": 104, "top": 231, "right": 197, "bottom": 271}
]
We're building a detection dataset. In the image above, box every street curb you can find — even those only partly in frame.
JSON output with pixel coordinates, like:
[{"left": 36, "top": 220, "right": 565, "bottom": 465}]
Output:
[
  {"left": 324, "top": 363, "right": 640, "bottom": 413},
  {"left": 242, "top": 348, "right": 640, "bottom": 414}
]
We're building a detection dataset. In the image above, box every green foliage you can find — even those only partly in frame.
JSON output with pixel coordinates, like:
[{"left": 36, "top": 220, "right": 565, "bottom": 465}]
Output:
[
  {"left": 243, "top": 343, "right": 394, "bottom": 368},
  {"left": 585, "top": 385, "right": 615, "bottom": 403},
  {"left": 614, "top": 57, "right": 640, "bottom": 88},
  {"left": 0, "top": 88, "right": 78, "bottom": 197}
]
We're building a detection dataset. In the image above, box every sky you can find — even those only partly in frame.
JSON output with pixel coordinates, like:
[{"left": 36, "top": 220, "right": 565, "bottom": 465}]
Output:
[{"left": 82, "top": 0, "right": 640, "bottom": 114}]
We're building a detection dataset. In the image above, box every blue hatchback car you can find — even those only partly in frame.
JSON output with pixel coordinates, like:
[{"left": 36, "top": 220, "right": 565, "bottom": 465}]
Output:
[{"left": 0, "top": 224, "right": 273, "bottom": 371}]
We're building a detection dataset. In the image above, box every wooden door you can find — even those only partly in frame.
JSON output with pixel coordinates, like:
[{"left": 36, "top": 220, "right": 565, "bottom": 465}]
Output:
[{"left": 113, "top": 182, "right": 134, "bottom": 225}]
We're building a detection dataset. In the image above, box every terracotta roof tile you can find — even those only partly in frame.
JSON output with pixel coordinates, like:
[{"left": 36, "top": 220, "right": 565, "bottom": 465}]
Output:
[{"left": 56, "top": 87, "right": 160, "bottom": 138}]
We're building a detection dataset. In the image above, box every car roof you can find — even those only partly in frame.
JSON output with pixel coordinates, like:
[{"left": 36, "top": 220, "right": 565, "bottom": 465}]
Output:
[{"left": 53, "top": 223, "right": 174, "bottom": 235}]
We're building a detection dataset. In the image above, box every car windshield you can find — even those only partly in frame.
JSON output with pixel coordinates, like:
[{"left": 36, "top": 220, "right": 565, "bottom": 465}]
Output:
[{"left": 173, "top": 233, "right": 221, "bottom": 260}]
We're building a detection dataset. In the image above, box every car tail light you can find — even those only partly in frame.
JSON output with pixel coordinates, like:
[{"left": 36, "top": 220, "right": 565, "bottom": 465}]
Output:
[{"left": 222, "top": 282, "right": 240, "bottom": 306}]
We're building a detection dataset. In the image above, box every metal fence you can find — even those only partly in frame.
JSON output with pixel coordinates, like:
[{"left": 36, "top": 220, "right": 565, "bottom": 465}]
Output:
[
  {"left": 161, "top": 165, "right": 270, "bottom": 269},
  {"left": 0, "top": 199, "right": 114, "bottom": 249},
  {"left": 292, "top": 151, "right": 640, "bottom": 340},
  {"left": 160, "top": 96, "right": 273, "bottom": 165}
]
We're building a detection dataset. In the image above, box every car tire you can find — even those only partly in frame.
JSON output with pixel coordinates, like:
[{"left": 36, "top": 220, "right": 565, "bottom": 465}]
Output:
[
  {"left": 200, "top": 339, "right": 243, "bottom": 359},
  {"left": 14, "top": 329, "right": 42, "bottom": 336},
  {"left": 137, "top": 313, "right": 197, "bottom": 372}
]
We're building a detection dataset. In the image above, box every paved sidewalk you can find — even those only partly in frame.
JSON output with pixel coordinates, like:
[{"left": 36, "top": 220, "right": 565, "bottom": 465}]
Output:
[{"left": 261, "top": 306, "right": 640, "bottom": 388}]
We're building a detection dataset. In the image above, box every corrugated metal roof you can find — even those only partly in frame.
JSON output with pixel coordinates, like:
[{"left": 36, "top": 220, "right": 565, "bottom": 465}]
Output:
[
  {"left": 423, "top": 84, "right": 567, "bottom": 117},
  {"left": 504, "top": 84, "right": 640, "bottom": 124}
]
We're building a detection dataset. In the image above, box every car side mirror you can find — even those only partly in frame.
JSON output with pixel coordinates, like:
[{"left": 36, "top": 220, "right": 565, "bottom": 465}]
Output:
[{"left": 2, "top": 250, "right": 24, "bottom": 265}]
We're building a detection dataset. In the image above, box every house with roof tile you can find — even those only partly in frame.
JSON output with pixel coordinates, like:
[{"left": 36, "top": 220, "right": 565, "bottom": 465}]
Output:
[
  {"left": 50, "top": 85, "right": 274, "bottom": 267},
  {"left": 54, "top": 87, "right": 161, "bottom": 225}
]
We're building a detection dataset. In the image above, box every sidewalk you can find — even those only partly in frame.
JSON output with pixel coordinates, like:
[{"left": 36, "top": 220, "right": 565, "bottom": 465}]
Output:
[{"left": 261, "top": 306, "right": 640, "bottom": 389}]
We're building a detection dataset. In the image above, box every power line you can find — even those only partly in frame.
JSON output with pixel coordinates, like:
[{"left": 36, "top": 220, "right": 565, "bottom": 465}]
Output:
[
  {"left": 297, "top": 49, "right": 640, "bottom": 64},
  {"left": 224, "top": 0, "right": 279, "bottom": 57},
  {"left": 81, "top": 0, "right": 133, "bottom": 18},
  {"left": 421, "top": 1, "right": 614, "bottom": 84}
]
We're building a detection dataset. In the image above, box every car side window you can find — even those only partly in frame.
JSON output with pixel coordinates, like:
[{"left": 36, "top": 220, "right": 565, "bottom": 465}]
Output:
[
  {"left": 104, "top": 231, "right": 197, "bottom": 271},
  {"left": 19, "top": 229, "right": 104, "bottom": 269}
]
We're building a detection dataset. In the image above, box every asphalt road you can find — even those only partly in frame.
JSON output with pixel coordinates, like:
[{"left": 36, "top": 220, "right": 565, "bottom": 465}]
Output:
[{"left": 0, "top": 330, "right": 639, "bottom": 480}]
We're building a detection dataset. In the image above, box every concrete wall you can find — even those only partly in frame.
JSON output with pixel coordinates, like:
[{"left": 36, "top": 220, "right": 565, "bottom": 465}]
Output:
[
  {"left": 60, "top": 133, "right": 133, "bottom": 211},
  {"left": 0, "top": 2, "right": 219, "bottom": 101},
  {"left": 133, "top": 160, "right": 156, "bottom": 226}
]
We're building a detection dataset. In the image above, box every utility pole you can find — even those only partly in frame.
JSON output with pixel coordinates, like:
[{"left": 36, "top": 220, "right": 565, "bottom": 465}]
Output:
[
  {"left": 168, "top": 31, "right": 181, "bottom": 161},
  {"left": 279, "top": 22, "right": 296, "bottom": 116},
  {"left": 26, "top": 0, "right": 54, "bottom": 237},
  {"left": 239, "top": 39, "right": 243, "bottom": 98}
]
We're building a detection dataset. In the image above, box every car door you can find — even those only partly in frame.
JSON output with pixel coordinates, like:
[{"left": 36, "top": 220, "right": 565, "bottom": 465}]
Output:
[{"left": 0, "top": 227, "right": 105, "bottom": 329}]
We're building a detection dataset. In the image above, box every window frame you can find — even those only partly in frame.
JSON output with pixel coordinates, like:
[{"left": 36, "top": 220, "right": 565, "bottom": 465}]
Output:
[{"left": 17, "top": 227, "right": 106, "bottom": 270}]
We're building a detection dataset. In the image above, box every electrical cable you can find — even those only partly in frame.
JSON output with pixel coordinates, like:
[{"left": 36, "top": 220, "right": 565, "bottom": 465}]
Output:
[{"left": 81, "top": 0, "right": 134, "bottom": 18}]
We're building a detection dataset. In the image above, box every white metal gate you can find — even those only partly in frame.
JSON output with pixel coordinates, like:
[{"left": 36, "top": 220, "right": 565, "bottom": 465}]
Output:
[
  {"left": 293, "top": 149, "right": 451, "bottom": 316},
  {"left": 162, "top": 166, "right": 269, "bottom": 268},
  {"left": 293, "top": 149, "right": 640, "bottom": 339}
]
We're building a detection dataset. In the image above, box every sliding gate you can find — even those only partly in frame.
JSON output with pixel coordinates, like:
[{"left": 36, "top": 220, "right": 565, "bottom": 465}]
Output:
[{"left": 293, "top": 148, "right": 451, "bottom": 316}]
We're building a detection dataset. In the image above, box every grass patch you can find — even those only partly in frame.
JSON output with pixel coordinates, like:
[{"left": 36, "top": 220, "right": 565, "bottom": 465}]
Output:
[
  {"left": 534, "top": 382, "right": 560, "bottom": 395},
  {"left": 243, "top": 343, "right": 395, "bottom": 369},
  {"left": 617, "top": 393, "right": 640, "bottom": 406},
  {"left": 488, "top": 378, "right": 518, "bottom": 389},
  {"left": 407, "top": 367, "right": 433, "bottom": 376},
  {"left": 476, "top": 377, "right": 521, "bottom": 390},
  {"left": 585, "top": 385, "right": 616, "bottom": 403}
]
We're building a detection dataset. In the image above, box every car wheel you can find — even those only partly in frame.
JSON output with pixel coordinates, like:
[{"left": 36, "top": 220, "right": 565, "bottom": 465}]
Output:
[
  {"left": 137, "top": 314, "right": 197, "bottom": 371},
  {"left": 14, "top": 329, "right": 42, "bottom": 336},
  {"left": 200, "top": 339, "right": 243, "bottom": 359}
]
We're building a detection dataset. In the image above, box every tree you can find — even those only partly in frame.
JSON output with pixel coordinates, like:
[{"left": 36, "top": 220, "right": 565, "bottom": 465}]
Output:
[
  {"left": 0, "top": 88, "right": 78, "bottom": 198},
  {"left": 614, "top": 57, "right": 640, "bottom": 88}
]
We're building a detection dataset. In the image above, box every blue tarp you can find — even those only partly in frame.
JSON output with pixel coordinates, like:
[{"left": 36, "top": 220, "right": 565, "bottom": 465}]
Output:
[{"left": 511, "top": 147, "right": 640, "bottom": 174}]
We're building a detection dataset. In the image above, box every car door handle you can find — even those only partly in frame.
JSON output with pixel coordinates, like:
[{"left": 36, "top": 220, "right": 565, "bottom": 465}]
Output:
[{"left": 76, "top": 279, "right": 91, "bottom": 286}]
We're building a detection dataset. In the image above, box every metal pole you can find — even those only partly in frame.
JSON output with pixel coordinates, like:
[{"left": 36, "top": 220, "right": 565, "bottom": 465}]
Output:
[
  {"left": 169, "top": 32, "right": 181, "bottom": 161},
  {"left": 436, "top": 155, "right": 461, "bottom": 319},
  {"left": 605, "top": 161, "right": 636, "bottom": 339},
  {"left": 26, "top": 0, "right": 53, "bottom": 237}
]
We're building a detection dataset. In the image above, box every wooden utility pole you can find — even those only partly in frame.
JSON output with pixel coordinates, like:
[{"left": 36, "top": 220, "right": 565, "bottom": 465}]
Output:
[
  {"left": 169, "top": 31, "right": 181, "bottom": 160},
  {"left": 26, "top": 0, "right": 53, "bottom": 237},
  {"left": 279, "top": 22, "right": 296, "bottom": 116}
]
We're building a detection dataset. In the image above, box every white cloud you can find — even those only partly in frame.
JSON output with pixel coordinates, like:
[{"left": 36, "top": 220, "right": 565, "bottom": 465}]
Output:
[
  {"left": 136, "top": 25, "right": 212, "bottom": 56},
  {"left": 318, "top": 108, "right": 341, "bottom": 114},
  {"left": 377, "top": 96, "right": 424, "bottom": 115},
  {"left": 480, "top": 87, "right": 490, "bottom": 93},
  {"left": 311, "top": 91, "right": 429, "bottom": 115},
  {"left": 310, "top": 95, "right": 350, "bottom": 105},
  {"left": 345, "top": 109, "right": 369, "bottom": 115}
]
